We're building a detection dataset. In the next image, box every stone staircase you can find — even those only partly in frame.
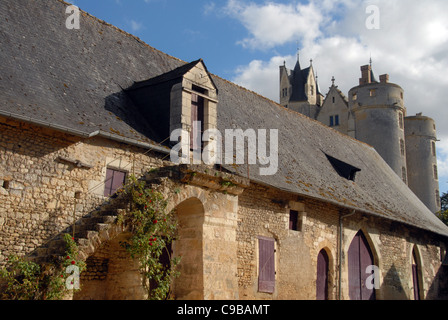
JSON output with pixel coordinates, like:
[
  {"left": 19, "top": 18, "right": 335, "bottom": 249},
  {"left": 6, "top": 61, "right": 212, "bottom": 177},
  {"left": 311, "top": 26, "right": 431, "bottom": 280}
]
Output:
[{"left": 29, "top": 193, "right": 130, "bottom": 265}]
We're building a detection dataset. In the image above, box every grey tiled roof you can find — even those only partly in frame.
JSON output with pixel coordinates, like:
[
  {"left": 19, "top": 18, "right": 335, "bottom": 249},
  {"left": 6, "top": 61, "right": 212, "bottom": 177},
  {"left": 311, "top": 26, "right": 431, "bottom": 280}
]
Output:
[{"left": 1, "top": 0, "right": 448, "bottom": 238}]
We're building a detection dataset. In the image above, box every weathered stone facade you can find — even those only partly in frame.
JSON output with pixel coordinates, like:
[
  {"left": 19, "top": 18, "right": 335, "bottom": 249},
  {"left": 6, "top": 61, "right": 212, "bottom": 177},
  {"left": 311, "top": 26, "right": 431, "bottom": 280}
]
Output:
[
  {"left": 1, "top": 107, "right": 448, "bottom": 301},
  {"left": 235, "top": 183, "right": 447, "bottom": 300},
  {"left": 1, "top": 0, "right": 448, "bottom": 301},
  {"left": 0, "top": 116, "right": 168, "bottom": 264}
]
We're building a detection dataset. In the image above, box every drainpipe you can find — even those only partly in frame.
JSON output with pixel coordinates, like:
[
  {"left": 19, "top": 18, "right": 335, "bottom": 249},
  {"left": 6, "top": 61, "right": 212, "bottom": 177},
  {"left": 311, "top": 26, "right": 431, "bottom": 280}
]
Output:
[{"left": 338, "top": 209, "right": 356, "bottom": 300}]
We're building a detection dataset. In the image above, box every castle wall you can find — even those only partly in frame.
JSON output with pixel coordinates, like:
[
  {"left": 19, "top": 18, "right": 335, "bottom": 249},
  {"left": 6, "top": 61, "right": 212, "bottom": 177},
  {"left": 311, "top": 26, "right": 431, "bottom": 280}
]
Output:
[
  {"left": 349, "top": 83, "right": 407, "bottom": 182},
  {"left": 405, "top": 115, "right": 440, "bottom": 213}
]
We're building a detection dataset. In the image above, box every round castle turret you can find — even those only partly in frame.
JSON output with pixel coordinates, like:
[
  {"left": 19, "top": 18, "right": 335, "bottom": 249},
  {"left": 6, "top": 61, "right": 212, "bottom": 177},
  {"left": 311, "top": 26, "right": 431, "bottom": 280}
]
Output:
[
  {"left": 404, "top": 114, "right": 440, "bottom": 213},
  {"left": 349, "top": 65, "right": 408, "bottom": 183}
]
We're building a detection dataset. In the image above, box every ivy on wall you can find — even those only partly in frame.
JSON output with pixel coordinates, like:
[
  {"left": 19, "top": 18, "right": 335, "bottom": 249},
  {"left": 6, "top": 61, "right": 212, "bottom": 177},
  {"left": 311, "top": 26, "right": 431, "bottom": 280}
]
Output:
[{"left": 117, "top": 175, "right": 181, "bottom": 300}]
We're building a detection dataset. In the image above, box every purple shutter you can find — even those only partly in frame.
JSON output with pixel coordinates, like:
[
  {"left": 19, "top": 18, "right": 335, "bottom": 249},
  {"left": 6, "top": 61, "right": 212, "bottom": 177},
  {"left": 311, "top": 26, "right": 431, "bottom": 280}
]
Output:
[
  {"left": 316, "top": 250, "right": 329, "bottom": 300},
  {"left": 104, "top": 169, "right": 126, "bottom": 196},
  {"left": 110, "top": 170, "right": 126, "bottom": 195},
  {"left": 104, "top": 168, "right": 114, "bottom": 196},
  {"left": 191, "top": 93, "right": 205, "bottom": 151},
  {"left": 348, "top": 231, "right": 375, "bottom": 300},
  {"left": 191, "top": 94, "right": 198, "bottom": 150},
  {"left": 258, "top": 237, "right": 275, "bottom": 293}
]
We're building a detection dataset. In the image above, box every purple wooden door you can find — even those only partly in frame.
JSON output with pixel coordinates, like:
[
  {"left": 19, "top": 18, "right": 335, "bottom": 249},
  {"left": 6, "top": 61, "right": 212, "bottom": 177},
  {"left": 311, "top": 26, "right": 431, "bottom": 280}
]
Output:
[
  {"left": 412, "top": 250, "right": 420, "bottom": 300},
  {"left": 316, "top": 249, "right": 329, "bottom": 300},
  {"left": 348, "top": 231, "right": 375, "bottom": 300},
  {"left": 258, "top": 237, "right": 275, "bottom": 294}
]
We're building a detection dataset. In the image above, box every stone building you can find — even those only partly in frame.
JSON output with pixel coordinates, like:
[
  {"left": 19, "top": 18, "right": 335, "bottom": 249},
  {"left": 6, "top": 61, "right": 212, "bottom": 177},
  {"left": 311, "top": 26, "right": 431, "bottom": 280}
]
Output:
[
  {"left": 1, "top": 0, "right": 448, "bottom": 300},
  {"left": 281, "top": 58, "right": 441, "bottom": 214}
]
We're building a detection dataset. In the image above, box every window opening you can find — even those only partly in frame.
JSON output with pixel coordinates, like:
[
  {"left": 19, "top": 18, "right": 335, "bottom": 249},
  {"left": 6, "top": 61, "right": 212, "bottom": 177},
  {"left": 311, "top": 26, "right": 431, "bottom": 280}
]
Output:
[{"left": 325, "top": 153, "right": 361, "bottom": 181}]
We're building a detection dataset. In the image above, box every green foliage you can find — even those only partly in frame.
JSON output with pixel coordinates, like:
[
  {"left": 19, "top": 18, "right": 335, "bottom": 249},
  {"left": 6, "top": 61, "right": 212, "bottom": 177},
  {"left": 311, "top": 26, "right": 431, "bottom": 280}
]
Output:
[
  {"left": 118, "top": 175, "right": 180, "bottom": 300},
  {"left": 0, "top": 234, "right": 85, "bottom": 300},
  {"left": 437, "top": 192, "right": 448, "bottom": 226}
]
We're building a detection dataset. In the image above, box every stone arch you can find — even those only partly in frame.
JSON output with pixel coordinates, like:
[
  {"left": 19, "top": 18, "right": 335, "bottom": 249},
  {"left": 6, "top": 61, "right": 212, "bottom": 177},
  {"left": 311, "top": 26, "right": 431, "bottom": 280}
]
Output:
[
  {"left": 171, "top": 196, "right": 206, "bottom": 300},
  {"left": 74, "top": 230, "right": 146, "bottom": 300},
  {"left": 315, "top": 244, "right": 335, "bottom": 300},
  {"left": 343, "top": 227, "right": 381, "bottom": 268},
  {"left": 345, "top": 229, "right": 379, "bottom": 300}
]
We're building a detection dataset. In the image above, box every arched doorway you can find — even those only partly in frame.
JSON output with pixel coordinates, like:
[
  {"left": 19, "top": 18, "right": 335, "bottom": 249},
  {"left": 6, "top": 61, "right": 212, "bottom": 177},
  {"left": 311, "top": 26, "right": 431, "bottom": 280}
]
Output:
[
  {"left": 316, "top": 249, "right": 329, "bottom": 300},
  {"left": 348, "top": 230, "right": 376, "bottom": 300},
  {"left": 172, "top": 197, "right": 205, "bottom": 300},
  {"left": 412, "top": 247, "right": 421, "bottom": 300}
]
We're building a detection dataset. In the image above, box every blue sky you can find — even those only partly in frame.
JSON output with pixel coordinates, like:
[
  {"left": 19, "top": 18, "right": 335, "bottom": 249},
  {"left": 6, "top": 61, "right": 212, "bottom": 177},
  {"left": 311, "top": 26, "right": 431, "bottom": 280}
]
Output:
[{"left": 71, "top": 0, "right": 448, "bottom": 195}]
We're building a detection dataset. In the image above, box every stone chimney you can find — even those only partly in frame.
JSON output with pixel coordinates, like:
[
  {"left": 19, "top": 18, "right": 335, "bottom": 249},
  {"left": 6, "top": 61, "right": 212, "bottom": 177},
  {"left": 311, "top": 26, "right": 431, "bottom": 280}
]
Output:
[
  {"left": 359, "top": 65, "right": 371, "bottom": 85},
  {"left": 380, "top": 74, "right": 389, "bottom": 84}
]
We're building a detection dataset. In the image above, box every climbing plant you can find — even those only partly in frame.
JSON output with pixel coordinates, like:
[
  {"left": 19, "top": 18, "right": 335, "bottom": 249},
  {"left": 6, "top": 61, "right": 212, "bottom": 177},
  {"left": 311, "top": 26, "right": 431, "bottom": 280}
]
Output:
[
  {"left": 0, "top": 234, "right": 85, "bottom": 300},
  {"left": 117, "top": 175, "right": 180, "bottom": 300}
]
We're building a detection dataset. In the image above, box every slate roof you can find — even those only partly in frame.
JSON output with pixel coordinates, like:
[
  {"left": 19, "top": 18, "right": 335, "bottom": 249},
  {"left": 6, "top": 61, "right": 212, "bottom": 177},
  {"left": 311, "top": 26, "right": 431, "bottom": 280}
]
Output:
[{"left": 1, "top": 0, "right": 448, "bottom": 238}]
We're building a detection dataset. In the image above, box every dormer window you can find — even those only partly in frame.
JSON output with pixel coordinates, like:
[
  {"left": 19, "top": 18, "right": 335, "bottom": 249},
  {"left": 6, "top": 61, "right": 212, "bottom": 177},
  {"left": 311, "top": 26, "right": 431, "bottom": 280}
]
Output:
[
  {"left": 126, "top": 59, "right": 218, "bottom": 164},
  {"left": 325, "top": 153, "right": 361, "bottom": 181}
]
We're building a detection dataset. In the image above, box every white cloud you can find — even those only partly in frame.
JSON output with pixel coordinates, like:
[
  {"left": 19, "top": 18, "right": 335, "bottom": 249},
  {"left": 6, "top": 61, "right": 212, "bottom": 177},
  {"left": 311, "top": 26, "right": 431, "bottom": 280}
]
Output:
[
  {"left": 224, "top": 0, "right": 324, "bottom": 50},
  {"left": 130, "top": 20, "right": 143, "bottom": 32}
]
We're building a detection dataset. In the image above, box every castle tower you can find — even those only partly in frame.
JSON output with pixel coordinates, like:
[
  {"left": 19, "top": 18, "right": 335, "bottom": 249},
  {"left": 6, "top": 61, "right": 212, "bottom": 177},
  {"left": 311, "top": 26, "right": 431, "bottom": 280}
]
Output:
[
  {"left": 348, "top": 64, "right": 408, "bottom": 182},
  {"left": 404, "top": 114, "right": 441, "bottom": 213},
  {"left": 279, "top": 53, "right": 324, "bottom": 118}
]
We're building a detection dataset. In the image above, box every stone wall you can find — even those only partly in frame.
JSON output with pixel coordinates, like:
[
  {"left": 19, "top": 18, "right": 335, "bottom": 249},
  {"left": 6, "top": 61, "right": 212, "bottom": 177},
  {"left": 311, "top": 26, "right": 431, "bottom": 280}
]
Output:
[
  {"left": 0, "top": 116, "right": 168, "bottom": 265},
  {"left": 236, "top": 181, "right": 448, "bottom": 300},
  {"left": 1, "top": 116, "right": 447, "bottom": 300}
]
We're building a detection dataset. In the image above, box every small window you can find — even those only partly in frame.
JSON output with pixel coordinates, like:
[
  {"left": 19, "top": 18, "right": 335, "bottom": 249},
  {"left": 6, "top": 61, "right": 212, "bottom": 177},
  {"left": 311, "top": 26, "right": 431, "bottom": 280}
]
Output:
[
  {"left": 335, "top": 115, "right": 340, "bottom": 126},
  {"left": 370, "top": 89, "right": 376, "bottom": 97},
  {"left": 432, "top": 141, "right": 436, "bottom": 157},
  {"left": 434, "top": 165, "right": 439, "bottom": 180},
  {"left": 400, "top": 139, "right": 405, "bottom": 156},
  {"left": 289, "top": 210, "right": 298, "bottom": 231},
  {"left": 436, "top": 190, "right": 441, "bottom": 208},
  {"left": 332, "top": 96, "right": 335, "bottom": 104},
  {"left": 402, "top": 167, "right": 407, "bottom": 184},
  {"left": 258, "top": 237, "right": 276, "bottom": 294},
  {"left": 352, "top": 92, "right": 357, "bottom": 101},
  {"left": 310, "top": 85, "right": 314, "bottom": 96},
  {"left": 104, "top": 168, "right": 127, "bottom": 197},
  {"left": 330, "top": 116, "right": 334, "bottom": 127},
  {"left": 398, "top": 112, "right": 404, "bottom": 130}
]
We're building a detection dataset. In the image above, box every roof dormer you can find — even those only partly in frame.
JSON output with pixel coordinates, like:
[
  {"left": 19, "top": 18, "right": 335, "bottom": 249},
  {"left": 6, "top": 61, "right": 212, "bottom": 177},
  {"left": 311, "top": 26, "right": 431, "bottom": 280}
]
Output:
[{"left": 126, "top": 59, "right": 218, "bottom": 160}]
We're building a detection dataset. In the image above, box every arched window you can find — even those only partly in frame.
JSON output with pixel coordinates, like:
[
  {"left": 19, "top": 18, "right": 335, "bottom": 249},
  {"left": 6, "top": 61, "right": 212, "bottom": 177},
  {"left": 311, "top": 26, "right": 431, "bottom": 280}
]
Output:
[
  {"left": 348, "top": 231, "right": 376, "bottom": 300},
  {"left": 316, "top": 249, "right": 329, "bottom": 300}
]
